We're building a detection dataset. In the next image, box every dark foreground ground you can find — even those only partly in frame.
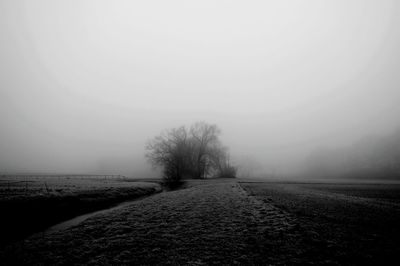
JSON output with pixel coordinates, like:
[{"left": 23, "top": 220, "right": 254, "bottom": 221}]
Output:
[
  {"left": 1, "top": 179, "right": 399, "bottom": 265},
  {"left": 0, "top": 177, "right": 161, "bottom": 246}
]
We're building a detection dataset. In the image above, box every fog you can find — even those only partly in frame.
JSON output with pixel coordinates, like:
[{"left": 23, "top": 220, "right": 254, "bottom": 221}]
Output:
[{"left": 1, "top": 0, "right": 400, "bottom": 178}]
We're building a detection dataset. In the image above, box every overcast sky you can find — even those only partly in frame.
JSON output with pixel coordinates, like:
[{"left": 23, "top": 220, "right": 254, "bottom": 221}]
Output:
[{"left": 1, "top": 0, "right": 400, "bottom": 176}]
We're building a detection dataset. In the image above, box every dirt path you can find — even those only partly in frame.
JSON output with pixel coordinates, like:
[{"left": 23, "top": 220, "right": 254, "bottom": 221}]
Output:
[{"left": 1, "top": 181, "right": 300, "bottom": 265}]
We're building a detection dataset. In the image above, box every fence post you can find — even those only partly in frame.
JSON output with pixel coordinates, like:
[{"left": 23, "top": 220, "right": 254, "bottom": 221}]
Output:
[{"left": 44, "top": 182, "right": 50, "bottom": 194}]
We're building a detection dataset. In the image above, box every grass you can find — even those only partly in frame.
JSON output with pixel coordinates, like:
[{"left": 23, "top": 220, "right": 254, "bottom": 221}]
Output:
[
  {"left": 1, "top": 178, "right": 399, "bottom": 265},
  {"left": 240, "top": 181, "right": 400, "bottom": 265},
  {"left": 1, "top": 179, "right": 265, "bottom": 265},
  {"left": 0, "top": 176, "right": 161, "bottom": 246}
]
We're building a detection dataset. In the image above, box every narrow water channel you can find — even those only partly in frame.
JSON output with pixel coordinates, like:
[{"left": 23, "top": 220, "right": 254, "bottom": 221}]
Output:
[{"left": 32, "top": 192, "right": 161, "bottom": 238}]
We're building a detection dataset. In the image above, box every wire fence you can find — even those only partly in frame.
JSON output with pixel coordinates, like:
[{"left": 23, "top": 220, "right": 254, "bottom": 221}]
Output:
[{"left": 0, "top": 175, "right": 129, "bottom": 196}]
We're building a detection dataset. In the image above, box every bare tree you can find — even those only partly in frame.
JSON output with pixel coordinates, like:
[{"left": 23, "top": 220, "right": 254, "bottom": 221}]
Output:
[
  {"left": 209, "top": 143, "right": 237, "bottom": 178},
  {"left": 146, "top": 126, "right": 191, "bottom": 183},
  {"left": 146, "top": 122, "right": 236, "bottom": 183},
  {"left": 189, "top": 122, "right": 221, "bottom": 179}
]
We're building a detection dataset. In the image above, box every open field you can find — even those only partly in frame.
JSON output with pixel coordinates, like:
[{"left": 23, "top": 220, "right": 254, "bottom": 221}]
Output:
[
  {"left": 0, "top": 176, "right": 161, "bottom": 246},
  {"left": 240, "top": 181, "right": 400, "bottom": 265},
  {"left": 1, "top": 179, "right": 399, "bottom": 265}
]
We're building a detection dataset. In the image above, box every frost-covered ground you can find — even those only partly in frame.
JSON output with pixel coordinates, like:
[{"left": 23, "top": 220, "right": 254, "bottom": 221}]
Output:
[
  {"left": 0, "top": 176, "right": 158, "bottom": 200},
  {"left": 242, "top": 181, "right": 400, "bottom": 265},
  {"left": 0, "top": 176, "right": 161, "bottom": 246},
  {"left": 1, "top": 179, "right": 399, "bottom": 265}
]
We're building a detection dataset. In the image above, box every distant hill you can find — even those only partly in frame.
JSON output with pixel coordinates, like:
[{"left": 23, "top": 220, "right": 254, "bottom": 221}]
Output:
[{"left": 303, "top": 129, "right": 400, "bottom": 180}]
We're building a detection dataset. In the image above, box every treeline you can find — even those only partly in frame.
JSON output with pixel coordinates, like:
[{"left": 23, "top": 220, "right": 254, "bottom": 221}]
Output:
[
  {"left": 146, "top": 122, "right": 236, "bottom": 183},
  {"left": 304, "top": 129, "right": 400, "bottom": 180}
]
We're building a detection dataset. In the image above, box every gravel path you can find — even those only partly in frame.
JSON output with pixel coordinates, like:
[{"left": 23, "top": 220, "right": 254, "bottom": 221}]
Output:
[{"left": 1, "top": 181, "right": 299, "bottom": 265}]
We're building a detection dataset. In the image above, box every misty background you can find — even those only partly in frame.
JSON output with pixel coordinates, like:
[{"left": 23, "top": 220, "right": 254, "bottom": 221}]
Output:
[{"left": 1, "top": 0, "right": 400, "bottom": 178}]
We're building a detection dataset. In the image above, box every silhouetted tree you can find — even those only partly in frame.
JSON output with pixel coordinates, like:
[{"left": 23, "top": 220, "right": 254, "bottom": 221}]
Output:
[
  {"left": 189, "top": 122, "right": 221, "bottom": 179},
  {"left": 146, "top": 122, "right": 236, "bottom": 183},
  {"left": 209, "top": 143, "right": 237, "bottom": 178},
  {"left": 146, "top": 126, "right": 191, "bottom": 183}
]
